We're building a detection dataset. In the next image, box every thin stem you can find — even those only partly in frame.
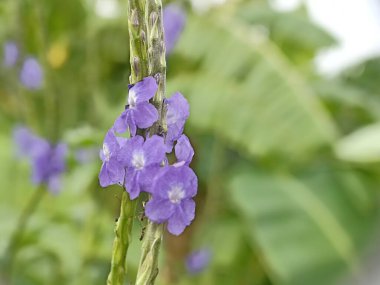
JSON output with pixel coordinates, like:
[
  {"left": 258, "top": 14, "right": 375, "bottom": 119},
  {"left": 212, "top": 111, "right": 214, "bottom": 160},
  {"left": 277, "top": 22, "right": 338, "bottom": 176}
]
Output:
[
  {"left": 136, "top": 223, "right": 164, "bottom": 285},
  {"left": 106, "top": 192, "right": 137, "bottom": 285},
  {"left": 1, "top": 186, "right": 46, "bottom": 282},
  {"left": 106, "top": 0, "right": 151, "bottom": 283},
  {"left": 128, "top": 0, "right": 149, "bottom": 83},
  {"left": 136, "top": 0, "right": 167, "bottom": 284}
]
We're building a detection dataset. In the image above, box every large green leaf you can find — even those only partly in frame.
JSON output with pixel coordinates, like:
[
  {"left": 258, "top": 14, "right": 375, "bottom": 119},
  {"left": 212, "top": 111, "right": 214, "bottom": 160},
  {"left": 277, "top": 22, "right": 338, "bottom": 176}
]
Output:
[
  {"left": 168, "top": 14, "right": 337, "bottom": 159},
  {"left": 229, "top": 169, "right": 375, "bottom": 285},
  {"left": 335, "top": 122, "right": 380, "bottom": 163},
  {"left": 237, "top": 2, "right": 336, "bottom": 63}
]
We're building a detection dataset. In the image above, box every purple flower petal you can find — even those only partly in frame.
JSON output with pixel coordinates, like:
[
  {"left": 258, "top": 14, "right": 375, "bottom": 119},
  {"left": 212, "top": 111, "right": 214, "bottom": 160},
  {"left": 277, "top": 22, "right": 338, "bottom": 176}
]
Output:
[
  {"left": 143, "top": 135, "right": 166, "bottom": 165},
  {"left": 20, "top": 57, "right": 43, "bottom": 90},
  {"left": 165, "top": 92, "right": 190, "bottom": 150},
  {"left": 134, "top": 101, "right": 159, "bottom": 129},
  {"left": 99, "top": 129, "right": 126, "bottom": 187},
  {"left": 113, "top": 110, "right": 128, "bottom": 133},
  {"left": 48, "top": 174, "right": 62, "bottom": 195},
  {"left": 167, "top": 206, "right": 192, "bottom": 236},
  {"left": 31, "top": 142, "right": 68, "bottom": 192},
  {"left": 163, "top": 4, "right": 186, "bottom": 55},
  {"left": 126, "top": 110, "right": 137, "bottom": 136},
  {"left": 152, "top": 166, "right": 197, "bottom": 199},
  {"left": 13, "top": 126, "right": 47, "bottom": 158},
  {"left": 99, "top": 163, "right": 113, "bottom": 187},
  {"left": 118, "top": 135, "right": 144, "bottom": 166},
  {"left": 186, "top": 249, "right": 211, "bottom": 274},
  {"left": 145, "top": 198, "right": 175, "bottom": 223},
  {"left": 175, "top": 134, "right": 194, "bottom": 165},
  {"left": 128, "top": 76, "right": 158, "bottom": 105},
  {"left": 146, "top": 165, "right": 197, "bottom": 235},
  {"left": 3, "top": 41, "right": 19, "bottom": 67},
  {"left": 125, "top": 168, "right": 141, "bottom": 199}
]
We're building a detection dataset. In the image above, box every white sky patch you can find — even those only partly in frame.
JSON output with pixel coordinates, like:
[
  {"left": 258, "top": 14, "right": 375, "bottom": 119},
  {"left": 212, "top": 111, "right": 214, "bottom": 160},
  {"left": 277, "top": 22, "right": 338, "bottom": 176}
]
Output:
[
  {"left": 269, "top": 0, "right": 301, "bottom": 12},
  {"left": 190, "top": 0, "right": 227, "bottom": 13},
  {"left": 270, "top": 0, "right": 380, "bottom": 75},
  {"left": 95, "top": 0, "right": 120, "bottom": 19}
]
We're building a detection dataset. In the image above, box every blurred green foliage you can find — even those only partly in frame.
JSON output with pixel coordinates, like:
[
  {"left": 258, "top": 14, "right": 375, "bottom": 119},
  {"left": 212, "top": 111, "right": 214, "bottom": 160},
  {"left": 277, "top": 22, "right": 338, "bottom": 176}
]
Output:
[{"left": 1, "top": 0, "right": 380, "bottom": 285}]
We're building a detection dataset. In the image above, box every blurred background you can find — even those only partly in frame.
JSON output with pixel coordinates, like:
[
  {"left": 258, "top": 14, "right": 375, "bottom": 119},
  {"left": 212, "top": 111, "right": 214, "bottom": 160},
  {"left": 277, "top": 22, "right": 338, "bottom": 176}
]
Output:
[{"left": 1, "top": 0, "right": 380, "bottom": 284}]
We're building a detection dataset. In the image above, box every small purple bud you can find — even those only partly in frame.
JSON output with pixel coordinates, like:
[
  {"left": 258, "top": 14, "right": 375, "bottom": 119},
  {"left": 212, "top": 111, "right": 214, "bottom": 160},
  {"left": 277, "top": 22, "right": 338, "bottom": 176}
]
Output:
[
  {"left": 163, "top": 4, "right": 186, "bottom": 55},
  {"left": 150, "top": 11, "right": 158, "bottom": 27},
  {"left": 131, "top": 9, "right": 139, "bottom": 26},
  {"left": 186, "top": 249, "right": 211, "bottom": 275},
  {"left": 20, "top": 57, "right": 43, "bottom": 90},
  {"left": 3, "top": 41, "right": 19, "bottom": 67},
  {"left": 133, "top": 56, "right": 140, "bottom": 76}
]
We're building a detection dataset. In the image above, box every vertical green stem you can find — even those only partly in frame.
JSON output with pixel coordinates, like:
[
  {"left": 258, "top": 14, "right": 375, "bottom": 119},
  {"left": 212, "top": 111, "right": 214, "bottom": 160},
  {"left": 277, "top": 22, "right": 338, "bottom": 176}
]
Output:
[
  {"left": 128, "top": 0, "right": 149, "bottom": 83},
  {"left": 1, "top": 186, "right": 46, "bottom": 282},
  {"left": 106, "top": 192, "right": 137, "bottom": 285},
  {"left": 106, "top": 0, "right": 151, "bottom": 284},
  {"left": 136, "top": 223, "right": 164, "bottom": 285},
  {"left": 136, "top": 1, "right": 167, "bottom": 284}
]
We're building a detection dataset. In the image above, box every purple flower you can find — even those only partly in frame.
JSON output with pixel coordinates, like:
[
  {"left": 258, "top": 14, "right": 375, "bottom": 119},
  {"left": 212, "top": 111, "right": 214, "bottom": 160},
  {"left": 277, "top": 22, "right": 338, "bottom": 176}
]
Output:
[
  {"left": 13, "top": 126, "right": 47, "bottom": 158},
  {"left": 20, "top": 57, "right": 43, "bottom": 90},
  {"left": 3, "top": 41, "right": 19, "bottom": 67},
  {"left": 32, "top": 143, "right": 67, "bottom": 194},
  {"left": 165, "top": 92, "right": 189, "bottom": 151},
  {"left": 186, "top": 249, "right": 211, "bottom": 275},
  {"left": 174, "top": 134, "right": 194, "bottom": 166},
  {"left": 99, "top": 129, "right": 126, "bottom": 187},
  {"left": 145, "top": 165, "right": 197, "bottom": 235},
  {"left": 163, "top": 4, "right": 186, "bottom": 55},
  {"left": 118, "top": 135, "right": 166, "bottom": 199},
  {"left": 114, "top": 76, "right": 158, "bottom": 136}
]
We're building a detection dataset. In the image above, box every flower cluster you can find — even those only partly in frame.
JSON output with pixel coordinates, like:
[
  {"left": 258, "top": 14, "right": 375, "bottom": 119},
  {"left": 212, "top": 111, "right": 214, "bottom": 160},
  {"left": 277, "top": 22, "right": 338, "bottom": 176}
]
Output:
[
  {"left": 99, "top": 76, "right": 197, "bottom": 235},
  {"left": 3, "top": 41, "right": 43, "bottom": 90},
  {"left": 13, "top": 126, "right": 67, "bottom": 193}
]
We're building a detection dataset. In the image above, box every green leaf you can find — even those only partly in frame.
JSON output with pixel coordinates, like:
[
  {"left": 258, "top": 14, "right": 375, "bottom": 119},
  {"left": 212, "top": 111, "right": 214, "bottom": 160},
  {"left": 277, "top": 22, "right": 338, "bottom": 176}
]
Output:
[
  {"left": 334, "top": 122, "right": 380, "bottom": 163},
  {"left": 237, "top": 3, "right": 336, "bottom": 62},
  {"left": 229, "top": 169, "right": 371, "bottom": 285},
  {"left": 168, "top": 15, "right": 337, "bottom": 159}
]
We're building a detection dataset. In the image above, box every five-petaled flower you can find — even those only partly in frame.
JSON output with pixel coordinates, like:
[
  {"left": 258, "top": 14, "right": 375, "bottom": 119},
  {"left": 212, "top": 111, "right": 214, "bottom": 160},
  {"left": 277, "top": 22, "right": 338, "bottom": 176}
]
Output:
[
  {"left": 99, "top": 129, "right": 126, "bottom": 187},
  {"left": 145, "top": 165, "right": 197, "bottom": 235},
  {"left": 114, "top": 76, "right": 158, "bottom": 136},
  {"left": 118, "top": 135, "right": 166, "bottom": 199}
]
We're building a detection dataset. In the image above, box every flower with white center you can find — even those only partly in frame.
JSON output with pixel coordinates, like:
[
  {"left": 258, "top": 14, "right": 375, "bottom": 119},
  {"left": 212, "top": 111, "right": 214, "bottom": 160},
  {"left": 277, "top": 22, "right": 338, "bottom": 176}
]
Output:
[
  {"left": 132, "top": 151, "right": 145, "bottom": 170},
  {"left": 99, "top": 129, "right": 125, "bottom": 187},
  {"left": 103, "top": 144, "right": 111, "bottom": 162},
  {"left": 145, "top": 165, "right": 198, "bottom": 235},
  {"left": 128, "top": 92, "right": 137, "bottom": 108},
  {"left": 113, "top": 76, "right": 159, "bottom": 136},
  {"left": 118, "top": 135, "right": 166, "bottom": 199},
  {"left": 168, "top": 185, "right": 185, "bottom": 204}
]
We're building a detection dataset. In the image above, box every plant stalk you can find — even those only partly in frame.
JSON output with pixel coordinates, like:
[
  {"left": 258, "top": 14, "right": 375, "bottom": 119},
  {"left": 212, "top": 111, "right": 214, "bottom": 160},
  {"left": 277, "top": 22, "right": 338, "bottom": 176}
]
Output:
[
  {"left": 1, "top": 186, "right": 46, "bottom": 283},
  {"left": 106, "top": 0, "right": 150, "bottom": 283},
  {"left": 106, "top": 192, "right": 137, "bottom": 285},
  {"left": 136, "top": 0, "right": 167, "bottom": 284}
]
